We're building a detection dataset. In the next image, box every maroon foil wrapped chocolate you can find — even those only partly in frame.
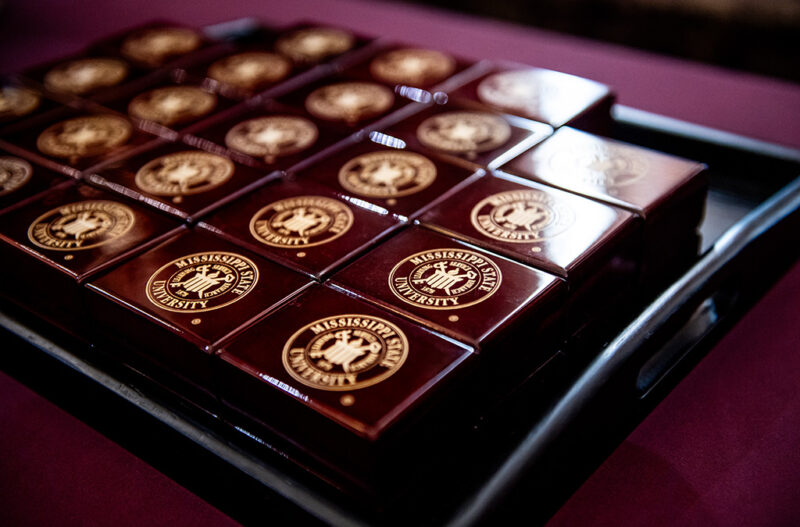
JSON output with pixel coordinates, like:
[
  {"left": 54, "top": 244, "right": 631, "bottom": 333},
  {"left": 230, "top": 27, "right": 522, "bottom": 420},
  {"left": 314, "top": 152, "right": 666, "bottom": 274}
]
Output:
[
  {"left": 98, "top": 74, "right": 238, "bottom": 140},
  {"left": 379, "top": 102, "right": 552, "bottom": 171},
  {"left": 0, "top": 151, "right": 71, "bottom": 213},
  {"left": 216, "top": 284, "right": 474, "bottom": 484},
  {"left": 502, "top": 127, "right": 707, "bottom": 292},
  {"left": 339, "top": 44, "right": 472, "bottom": 91},
  {"left": 330, "top": 225, "right": 565, "bottom": 350},
  {"left": 86, "top": 142, "right": 274, "bottom": 222},
  {"left": 18, "top": 50, "right": 161, "bottom": 105},
  {"left": 176, "top": 25, "right": 310, "bottom": 99},
  {"left": 272, "top": 24, "right": 373, "bottom": 67},
  {"left": 0, "top": 79, "right": 68, "bottom": 134},
  {"left": 276, "top": 74, "right": 406, "bottom": 132},
  {"left": 291, "top": 136, "right": 483, "bottom": 220},
  {"left": 86, "top": 229, "right": 313, "bottom": 406},
  {"left": 0, "top": 107, "right": 159, "bottom": 177},
  {"left": 90, "top": 23, "right": 217, "bottom": 70},
  {"left": 0, "top": 183, "right": 182, "bottom": 334},
  {"left": 449, "top": 64, "right": 615, "bottom": 133},
  {"left": 197, "top": 177, "right": 402, "bottom": 279},
  {"left": 183, "top": 100, "right": 354, "bottom": 173}
]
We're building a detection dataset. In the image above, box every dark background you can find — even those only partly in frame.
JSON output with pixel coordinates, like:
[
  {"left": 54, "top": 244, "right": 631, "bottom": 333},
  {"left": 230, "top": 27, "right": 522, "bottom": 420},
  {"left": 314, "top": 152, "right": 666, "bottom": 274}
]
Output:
[{"left": 400, "top": 0, "right": 800, "bottom": 82}]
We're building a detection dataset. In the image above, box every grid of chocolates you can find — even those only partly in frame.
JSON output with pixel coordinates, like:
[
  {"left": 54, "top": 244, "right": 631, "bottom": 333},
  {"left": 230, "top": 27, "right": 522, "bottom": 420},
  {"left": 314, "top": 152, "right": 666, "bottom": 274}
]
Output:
[{"left": 0, "top": 21, "right": 707, "bottom": 492}]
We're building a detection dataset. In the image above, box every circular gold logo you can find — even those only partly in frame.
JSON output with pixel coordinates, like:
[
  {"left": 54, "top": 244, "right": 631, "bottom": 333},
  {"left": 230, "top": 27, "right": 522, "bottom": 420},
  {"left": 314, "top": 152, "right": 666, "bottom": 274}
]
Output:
[
  {"left": 37, "top": 115, "right": 132, "bottom": 160},
  {"left": 0, "top": 86, "right": 41, "bottom": 120},
  {"left": 470, "top": 189, "right": 574, "bottom": 243},
  {"left": 145, "top": 252, "right": 259, "bottom": 313},
  {"left": 275, "top": 27, "right": 355, "bottom": 64},
  {"left": 224, "top": 116, "right": 318, "bottom": 163},
  {"left": 249, "top": 195, "right": 353, "bottom": 248},
  {"left": 547, "top": 144, "right": 648, "bottom": 188},
  {"left": 338, "top": 151, "right": 436, "bottom": 198},
  {"left": 416, "top": 111, "right": 511, "bottom": 155},
  {"left": 43, "top": 58, "right": 129, "bottom": 95},
  {"left": 121, "top": 27, "right": 202, "bottom": 67},
  {"left": 389, "top": 248, "right": 502, "bottom": 310},
  {"left": 135, "top": 151, "right": 234, "bottom": 197},
  {"left": 283, "top": 314, "right": 408, "bottom": 391},
  {"left": 207, "top": 51, "right": 292, "bottom": 92},
  {"left": 27, "top": 200, "right": 135, "bottom": 251},
  {"left": 476, "top": 70, "right": 547, "bottom": 114},
  {"left": 128, "top": 86, "right": 217, "bottom": 126},
  {"left": 370, "top": 48, "right": 455, "bottom": 87},
  {"left": 0, "top": 156, "right": 33, "bottom": 197},
  {"left": 305, "top": 82, "right": 394, "bottom": 124}
]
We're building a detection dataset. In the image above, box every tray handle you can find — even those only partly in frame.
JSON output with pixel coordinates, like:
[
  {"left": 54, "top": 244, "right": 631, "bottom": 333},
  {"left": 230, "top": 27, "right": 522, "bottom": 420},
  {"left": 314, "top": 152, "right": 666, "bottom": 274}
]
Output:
[{"left": 447, "top": 175, "right": 800, "bottom": 527}]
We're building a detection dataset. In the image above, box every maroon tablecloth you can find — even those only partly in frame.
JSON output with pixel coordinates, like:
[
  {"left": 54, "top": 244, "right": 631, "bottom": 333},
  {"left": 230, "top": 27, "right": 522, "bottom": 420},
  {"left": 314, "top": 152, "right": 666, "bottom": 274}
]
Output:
[{"left": 2, "top": 1, "right": 799, "bottom": 525}]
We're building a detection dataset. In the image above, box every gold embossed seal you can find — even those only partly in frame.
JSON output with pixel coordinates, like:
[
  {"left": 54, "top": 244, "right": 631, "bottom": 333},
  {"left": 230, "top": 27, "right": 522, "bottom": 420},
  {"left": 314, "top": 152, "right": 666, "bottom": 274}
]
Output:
[
  {"left": 389, "top": 248, "right": 502, "bottom": 310},
  {"left": 146, "top": 251, "right": 259, "bottom": 313},
  {"left": 128, "top": 86, "right": 217, "bottom": 126},
  {"left": 44, "top": 58, "right": 129, "bottom": 95},
  {"left": 0, "top": 157, "right": 33, "bottom": 197},
  {"left": 135, "top": 151, "right": 234, "bottom": 200},
  {"left": 121, "top": 27, "right": 202, "bottom": 67},
  {"left": 207, "top": 52, "right": 292, "bottom": 92},
  {"left": 547, "top": 144, "right": 648, "bottom": 188},
  {"left": 370, "top": 48, "right": 455, "bottom": 87},
  {"left": 283, "top": 314, "right": 408, "bottom": 391},
  {"left": 0, "top": 86, "right": 41, "bottom": 120},
  {"left": 249, "top": 195, "right": 353, "bottom": 248},
  {"left": 225, "top": 116, "right": 318, "bottom": 164},
  {"left": 470, "top": 189, "right": 574, "bottom": 243},
  {"left": 338, "top": 151, "right": 436, "bottom": 198},
  {"left": 37, "top": 115, "right": 132, "bottom": 161},
  {"left": 476, "top": 70, "right": 547, "bottom": 115},
  {"left": 27, "top": 200, "right": 135, "bottom": 251},
  {"left": 275, "top": 27, "right": 355, "bottom": 64},
  {"left": 416, "top": 111, "right": 511, "bottom": 156},
  {"left": 305, "top": 82, "right": 394, "bottom": 125}
]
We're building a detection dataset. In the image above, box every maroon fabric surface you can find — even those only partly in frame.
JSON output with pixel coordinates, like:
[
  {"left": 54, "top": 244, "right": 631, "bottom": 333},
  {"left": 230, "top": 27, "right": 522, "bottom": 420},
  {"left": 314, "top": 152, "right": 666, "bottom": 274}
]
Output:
[
  {"left": 0, "top": 370, "right": 239, "bottom": 527},
  {"left": 547, "top": 261, "right": 800, "bottom": 527},
  {"left": 1, "top": 1, "right": 799, "bottom": 526}
]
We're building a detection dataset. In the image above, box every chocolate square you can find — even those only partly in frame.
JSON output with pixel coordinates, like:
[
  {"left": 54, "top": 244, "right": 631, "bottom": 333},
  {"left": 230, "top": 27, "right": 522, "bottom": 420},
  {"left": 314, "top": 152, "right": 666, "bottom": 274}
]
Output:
[
  {"left": 175, "top": 25, "right": 328, "bottom": 100},
  {"left": 197, "top": 177, "right": 403, "bottom": 279},
  {"left": 419, "top": 172, "right": 641, "bottom": 337},
  {"left": 19, "top": 51, "right": 158, "bottom": 104},
  {"left": 502, "top": 127, "right": 707, "bottom": 291},
  {"left": 340, "top": 44, "right": 473, "bottom": 90},
  {"left": 275, "top": 73, "right": 408, "bottom": 133},
  {"left": 271, "top": 24, "right": 375, "bottom": 68},
  {"left": 101, "top": 73, "right": 238, "bottom": 139},
  {"left": 89, "top": 22, "right": 218, "bottom": 70},
  {"left": 292, "top": 136, "right": 483, "bottom": 220},
  {"left": 330, "top": 226, "right": 564, "bottom": 350},
  {"left": 216, "top": 284, "right": 473, "bottom": 475},
  {"left": 0, "top": 79, "right": 69, "bottom": 134},
  {"left": 379, "top": 102, "right": 552, "bottom": 171},
  {"left": 0, "top": 107, "right": 159, "bottom": 177},
  {"left": 0, "top": 183, "right": 181, "bottom": 334},
  {"left": 182, "top": 100, "right": 353, "bottom": 173},
  {"left": 0, "top": 151, "right": 71, "bottom": 213},
  {"left": 504, "top": 128, "right": 706, "bottom": 218},
  {"left": 449, "top": 64, "right": 615, "bottom": 132},
  {"left": 86, "top": 142, "right": 273, "bottom": 222},
  {"left": 85, "top": 229, "right": 313, "bottom": 405},
  {"left": 178, "top": 46, "right": 298, "bottom": 100}
]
